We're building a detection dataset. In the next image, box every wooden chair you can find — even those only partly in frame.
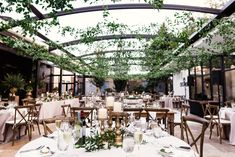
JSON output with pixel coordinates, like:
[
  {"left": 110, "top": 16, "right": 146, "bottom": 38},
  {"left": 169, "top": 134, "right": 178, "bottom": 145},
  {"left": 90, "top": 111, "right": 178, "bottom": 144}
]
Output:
[
  {"left": 144, "top": 108, "right": 169, "bottom": 129},
  {"left": 31, "top": 103, "right": 42, "bottom": 135},
  {"left": 70, "top": 107, "right": 95, "bottom": 127},
  {"left": 40, "top": 105, "right": 74, "bottom": 135},
  {"left": 61, "top": 104, "right": 72, "bottom": 117},
  {"left": 182, "top": 115, "right": 208, "bottom": 157},
  {"left": 173, "top": 103, "right": 190, "bottom": 138},
  {"left": 22, "top": 98, "right": 36, "bottom": 106},
  {"left": 205, "top": 103, "right": 230, "bottom": 144},
  {"left": 224, "top": 101, "right": 231, "bottom": 108},
  {"left": 4, "top": 105, "right": 34, "bottom": 146}
]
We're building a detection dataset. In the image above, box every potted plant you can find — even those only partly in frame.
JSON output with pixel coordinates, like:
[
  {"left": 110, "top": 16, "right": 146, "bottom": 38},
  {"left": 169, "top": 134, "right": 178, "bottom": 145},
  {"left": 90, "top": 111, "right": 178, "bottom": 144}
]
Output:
[
  {"left": 1, "top": 73, "right": 25, "bottom": 96},
  {"left": 25, "top": 81, "right": 33, "bottom": 98}
]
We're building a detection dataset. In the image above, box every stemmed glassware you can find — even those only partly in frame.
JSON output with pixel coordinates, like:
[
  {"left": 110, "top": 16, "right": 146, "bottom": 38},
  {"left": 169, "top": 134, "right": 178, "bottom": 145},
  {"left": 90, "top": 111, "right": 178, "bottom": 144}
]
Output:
[
  {"left": 134, "top": 129, "right": 143, "bottom": 150},
  {"left": 122, "top": 135, "right": 135, "bottom": 157},
  {"left": 55, "top": 119, "right": 62, "bottom": 130},
  {"left": 57, "top": 121, "right": 72, "bottom": 153}
]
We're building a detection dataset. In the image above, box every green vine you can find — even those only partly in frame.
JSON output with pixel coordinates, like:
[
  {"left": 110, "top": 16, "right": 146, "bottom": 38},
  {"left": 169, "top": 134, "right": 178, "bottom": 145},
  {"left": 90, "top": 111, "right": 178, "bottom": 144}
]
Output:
[
  {"left": 76, "top": 130, "right": 118, "bottom": 152},
  {"left": 0, "top": 0, "right": 233, "bottom": 80}
]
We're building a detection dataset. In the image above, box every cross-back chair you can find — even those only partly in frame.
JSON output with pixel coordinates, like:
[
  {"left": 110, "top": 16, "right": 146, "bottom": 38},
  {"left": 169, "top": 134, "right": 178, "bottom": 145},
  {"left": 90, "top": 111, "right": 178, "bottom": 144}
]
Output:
[
  {"left": 205, "top": 103, "right": 230, "bottom": 144},
  {"left": 70, "top": 107, "right": 95, "bottom": 126},
  {"left": 182, "top": 115, "right": 208, "bottom": 157},
  {"left": 61, "top": 104, "right": 72, "bottom": 117},
  {"left": 144, "top": 108, "right": 169, "bottom": 129},
  {"left": 4, "top": 105, "right": 34, "bottom": 146},
  {"left": 31, "top": 103, "right": 42, "bottom": 135},
  {"left": 173, "top": 103, "right": 190, "bottom": 138}
]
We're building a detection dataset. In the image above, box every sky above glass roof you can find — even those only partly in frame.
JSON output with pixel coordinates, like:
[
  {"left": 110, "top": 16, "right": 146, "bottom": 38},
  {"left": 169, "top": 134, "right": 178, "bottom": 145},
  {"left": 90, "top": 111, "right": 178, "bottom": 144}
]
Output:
[{"left": 0, "top": 0, "right": 231, "bottom": 77}]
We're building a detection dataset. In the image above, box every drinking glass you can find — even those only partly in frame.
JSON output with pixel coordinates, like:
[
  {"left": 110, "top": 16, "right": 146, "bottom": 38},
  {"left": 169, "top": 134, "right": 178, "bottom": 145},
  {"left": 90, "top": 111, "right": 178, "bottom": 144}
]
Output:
[
  {"left": 57, "top": 130, "right": 70, "bottom": 151},
  {"left": 55, "top": 119, "right": 62, "bottom": 130},
  {"left": 134, "top": 130, "right": 143, "bottom": 150},
  {"left": 123, "top": 135, "right": 135, "bottom": 157}
]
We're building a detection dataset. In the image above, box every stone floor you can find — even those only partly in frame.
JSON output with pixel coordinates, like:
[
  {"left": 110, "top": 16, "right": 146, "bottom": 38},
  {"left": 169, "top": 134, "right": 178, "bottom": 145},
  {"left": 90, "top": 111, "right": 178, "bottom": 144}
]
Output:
[{"left": 0, "top": 122, "right": 235, "bottom": 157}]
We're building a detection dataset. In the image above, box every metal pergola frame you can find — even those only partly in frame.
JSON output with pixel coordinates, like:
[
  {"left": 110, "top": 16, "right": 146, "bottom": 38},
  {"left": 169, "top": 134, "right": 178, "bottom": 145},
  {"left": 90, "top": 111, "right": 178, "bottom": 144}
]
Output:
[{"left": 1, "top": 0, "right": 235, "bottom": 97}]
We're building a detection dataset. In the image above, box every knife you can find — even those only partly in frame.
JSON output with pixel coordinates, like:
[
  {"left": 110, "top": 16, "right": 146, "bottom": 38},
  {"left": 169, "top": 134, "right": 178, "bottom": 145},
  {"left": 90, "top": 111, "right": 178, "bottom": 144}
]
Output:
[{"left": 20, "top": 145, "right": 44, "bottom": 153}]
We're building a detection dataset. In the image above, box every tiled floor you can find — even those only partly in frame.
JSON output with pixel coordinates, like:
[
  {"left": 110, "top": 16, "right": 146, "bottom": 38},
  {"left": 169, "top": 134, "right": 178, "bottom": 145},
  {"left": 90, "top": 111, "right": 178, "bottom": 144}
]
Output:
[{"left": 0, "top": 123, "right": 235, "bottom": 157}]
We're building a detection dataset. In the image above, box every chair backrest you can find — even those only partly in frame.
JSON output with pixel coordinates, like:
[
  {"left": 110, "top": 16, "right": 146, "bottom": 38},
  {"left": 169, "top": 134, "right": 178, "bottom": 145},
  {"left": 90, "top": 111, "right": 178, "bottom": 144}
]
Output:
[
  {"left": 22, "top": 98, "right": 36, "bottom": 106},
  {"left": 224, "top": 101, "right": 231, "bottom": 108},
  {"left": 154, "top": 108, "right": 169, "bottom": 129},
  {"left": 13, "top": 105, "right": 34, "bottom": 127},
  {"left": 182, "top": 115, "right": 208, "bottom": 157},
  {"left": 205, "top": 103, "right": 219, "bottom": 118},
  {"left": 180, "top": 103, "right": 190, "bottom": 117},
  {"left": 61, "top": 104, "right": 71, "bottom": 117},
  {"left": 32, "top": 103, "right": 42, "bottom": 121}
]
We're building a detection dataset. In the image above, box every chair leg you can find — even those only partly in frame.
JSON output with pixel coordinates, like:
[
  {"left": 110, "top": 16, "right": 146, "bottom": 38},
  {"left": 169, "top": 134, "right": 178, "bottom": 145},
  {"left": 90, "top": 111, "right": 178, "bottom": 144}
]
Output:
[
  {"left": 12, "top": 128, "right": 16, "bottom": 146},
  {"left": 180, "top": 124, "right": 184, "bottom": 140},
  {"left": 18, "top": 126, "right": 21, "bottom": 139},
  {"left": 28, "top": 125, "right": 32, "bottom": 141},
  {"left": 218, "top": 125, "right": 222, "bottom": 144},
  {"left": 3, "top": 125, "right": 9, "bottom": 142},
  {"left": 209, "top": 123, "right": 214, "bottom": 139},
  {"left": 36, "top": 121, "right": 41, "bottom": 135}
]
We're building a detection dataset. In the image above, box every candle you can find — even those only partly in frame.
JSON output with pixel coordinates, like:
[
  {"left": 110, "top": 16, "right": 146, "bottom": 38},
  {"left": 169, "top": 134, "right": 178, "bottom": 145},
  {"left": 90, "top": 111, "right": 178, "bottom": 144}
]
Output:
[
  {"left": 98, "top": 108, "right": 108, "bottom": 119},
  {"left": 106, "top": 96, "right": 114, "bottom": 107},
  {"left": 113, "top": 102, "right": 123, "bottom": 112}
]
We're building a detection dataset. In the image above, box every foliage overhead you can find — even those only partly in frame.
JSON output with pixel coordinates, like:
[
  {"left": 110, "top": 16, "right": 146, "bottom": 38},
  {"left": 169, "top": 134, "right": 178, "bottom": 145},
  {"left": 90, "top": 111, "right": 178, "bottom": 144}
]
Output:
[{"left": 0, "top": 0, "right": 234, "bottom": 79}]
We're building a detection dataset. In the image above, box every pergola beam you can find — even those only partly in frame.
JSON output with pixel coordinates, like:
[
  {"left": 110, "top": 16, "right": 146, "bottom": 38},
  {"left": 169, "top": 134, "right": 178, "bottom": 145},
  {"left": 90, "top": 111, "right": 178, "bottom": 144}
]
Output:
[
  {"left": 77, "top": 49, "right": 144, "bottom": 58},
  {"left": 40, "top": 3, "right": 220, "bottom": 19},
  {"left": 49, "top": 34, "right": 155, "bottom": 51}
]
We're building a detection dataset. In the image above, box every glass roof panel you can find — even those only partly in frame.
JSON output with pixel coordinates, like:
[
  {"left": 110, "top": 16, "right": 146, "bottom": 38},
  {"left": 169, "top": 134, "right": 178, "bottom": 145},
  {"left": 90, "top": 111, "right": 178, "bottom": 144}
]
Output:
[{"left": 39, "top": 9, "right": 215, "bottom": 44}]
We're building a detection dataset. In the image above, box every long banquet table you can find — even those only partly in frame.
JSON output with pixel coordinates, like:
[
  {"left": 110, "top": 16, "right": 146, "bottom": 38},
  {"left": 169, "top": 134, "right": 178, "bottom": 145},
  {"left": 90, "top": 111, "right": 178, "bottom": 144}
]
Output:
[
  {"left": 39, "top": 98, "right": 80, "bottom": 120},
  {"left": 15, "top": 132, "right": 197, "bottom": 157}
]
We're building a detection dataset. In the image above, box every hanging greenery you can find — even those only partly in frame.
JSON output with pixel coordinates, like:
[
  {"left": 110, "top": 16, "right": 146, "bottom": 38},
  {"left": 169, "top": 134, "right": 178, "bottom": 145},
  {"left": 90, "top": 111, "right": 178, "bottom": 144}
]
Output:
[{"left": 0, "top": 0, "right": 234, "bottom": 80}]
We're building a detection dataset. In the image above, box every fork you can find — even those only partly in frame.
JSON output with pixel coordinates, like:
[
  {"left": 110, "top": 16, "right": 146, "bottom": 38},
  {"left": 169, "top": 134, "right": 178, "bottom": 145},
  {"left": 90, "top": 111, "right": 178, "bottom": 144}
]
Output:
[
  {"left": 46, "top": 146, "right": 55, "bottom": 155},
  {"left": 20, "top": 145, "right": 44, "bottom": 153}
]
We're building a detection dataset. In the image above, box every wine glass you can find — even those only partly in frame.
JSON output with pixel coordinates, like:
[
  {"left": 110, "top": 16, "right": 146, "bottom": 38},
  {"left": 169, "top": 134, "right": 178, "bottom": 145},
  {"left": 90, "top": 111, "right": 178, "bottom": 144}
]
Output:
[
  {"left": 122, "top": 135, "right": 135, "bottom": 157},
  {"left": 55, "top": 119, "right": 62, "bottom": 130},
  {"left": 134, "top": 130, "right": 143, "bottom": 150}
]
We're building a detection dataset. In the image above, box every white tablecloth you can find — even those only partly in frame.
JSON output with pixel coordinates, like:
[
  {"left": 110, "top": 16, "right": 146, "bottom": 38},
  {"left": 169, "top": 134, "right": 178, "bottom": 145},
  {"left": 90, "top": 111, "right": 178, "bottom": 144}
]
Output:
[
  {"left": 220, "top": 108, "right": 235, "bottom": 145},
  {"left": 15, "top": 133, "right": 196, "bottom": 157},
  {"left": 39, "top": 98, "right": 80, "bottom": 120},
  {"left": 124, "top": 99, "right": 143, "bottom": 104}
]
